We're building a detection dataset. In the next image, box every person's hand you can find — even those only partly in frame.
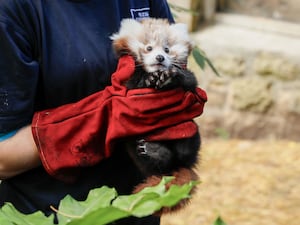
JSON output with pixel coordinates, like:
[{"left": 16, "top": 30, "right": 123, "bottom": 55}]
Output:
[{"left": 32, "top": 56, "right": 207, "bottom": 182}]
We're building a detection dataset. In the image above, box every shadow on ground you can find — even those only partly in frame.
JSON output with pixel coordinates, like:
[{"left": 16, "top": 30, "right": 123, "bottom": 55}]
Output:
[{"left": 162, "top": 139, "right": 300, "bottom": 225}]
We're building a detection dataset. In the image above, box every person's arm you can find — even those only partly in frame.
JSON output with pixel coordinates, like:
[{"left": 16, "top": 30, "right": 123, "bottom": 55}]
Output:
[
  {"left": 0, "top": 126, "right": 41, "bottom": 179},
  {"left": 0, "top": 3, "right": 41, "bottom": 179}
]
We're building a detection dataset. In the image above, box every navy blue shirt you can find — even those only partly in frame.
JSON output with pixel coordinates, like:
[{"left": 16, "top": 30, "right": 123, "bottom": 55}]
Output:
[{"left": 0, "top": 0, "right": 173, "bottom": 220}]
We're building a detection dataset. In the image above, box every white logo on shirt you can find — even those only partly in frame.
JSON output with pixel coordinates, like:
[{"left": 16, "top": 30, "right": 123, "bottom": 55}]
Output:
[{"left": 130, "top": 8, "right": 150, "bottom": 20}]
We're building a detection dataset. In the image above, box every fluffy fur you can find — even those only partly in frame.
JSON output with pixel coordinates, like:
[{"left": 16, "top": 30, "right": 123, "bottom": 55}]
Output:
[
  {"left": 111, "top": 18, "right": 201, "bottom": 213},
  {"left": 111, "top": 18, "right": 197, "bottom": 91}
]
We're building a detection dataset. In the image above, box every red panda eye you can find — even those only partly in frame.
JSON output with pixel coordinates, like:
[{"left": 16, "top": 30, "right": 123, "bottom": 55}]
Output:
[
  {"left": 164, "top": 47, "right": 169, "bottom": 53},
  {"left": 146, "top": 46, "right": 153, "bottom": 52}
]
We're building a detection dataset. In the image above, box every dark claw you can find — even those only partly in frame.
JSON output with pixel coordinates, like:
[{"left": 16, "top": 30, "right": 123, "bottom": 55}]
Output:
[
  {"left": 149, "top": 76, "right": 155, "bottom": 82},
  {"left": 136, "top": 139, "right": 147, "bottom": 155},
  {"left": 153, "top": 70, "right": 173, "bottom": 89},
  {"left": 171, "top": 67, "right": 177, "bottom": 74},
  {"left": 145, "top": 72, "right": 160, "bottom": 87},
  {"left": 159, "top": 73, "right": 165, "bottom": 81},
  {"left": 153, "top": 71, "right": 159, "bottom": 77},
  {"left": 145, "top": 79, "right": 151, "bottom": 87}
]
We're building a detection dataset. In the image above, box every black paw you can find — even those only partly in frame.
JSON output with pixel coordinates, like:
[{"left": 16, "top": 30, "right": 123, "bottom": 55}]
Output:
[
  {"left": 155, "top": 68, "right": 177, "bottom": 89},
  {"left": 144, "top": 72, "right": 159, "bottom": 87}
]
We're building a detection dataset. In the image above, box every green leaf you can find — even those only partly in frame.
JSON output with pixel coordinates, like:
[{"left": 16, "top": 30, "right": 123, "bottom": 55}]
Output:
[
  {"left": 56, "top": 186, "right": 117, "bottom": 224},
  {"left": 0, "top": 177, "right": 198, "bottom": 225},
  {"left": 205, "top": 55, "right": 221, "bottom": 77},
  {"left": 0, "top": 216, "right": 14, "bottom": 225},
  {"left": 64, "top": 176, "right": 197, "bottom": 223},
  {"left": 157, "top": 180, "right": 196, "bottom": 207},
  {"left": 138, "top": 176, "right": 172, "bottom": 195},
  {"left": 67, "top": 207, "right": 129, "bottom": 225},
  {"left": 192, "top": 47, "right": 206, "bottom": 70},
  {"left": 0, "top": 203, "right": 54, "bottom": 225},
  {"left": 214, "top": 216, "right": 228, "bottom": 225},
  {"left": 113, "top": 192, "right": 161, "bottom": 217},
  {"left": 112, "top": 177, "right": 173, "bottom": 217},
  {"left": 192, "top": 46, "right": 221, "bottom": 77}
]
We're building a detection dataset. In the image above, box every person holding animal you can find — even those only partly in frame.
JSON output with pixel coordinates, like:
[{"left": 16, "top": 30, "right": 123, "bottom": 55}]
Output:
[{"left": 0, "top": 1, "right": 206, "bottom": 225}]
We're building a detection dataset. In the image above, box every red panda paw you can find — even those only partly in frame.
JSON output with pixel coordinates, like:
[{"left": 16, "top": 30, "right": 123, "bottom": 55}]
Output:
[{"left": 132, "top": 168, "right": 199, "bottom": 215}]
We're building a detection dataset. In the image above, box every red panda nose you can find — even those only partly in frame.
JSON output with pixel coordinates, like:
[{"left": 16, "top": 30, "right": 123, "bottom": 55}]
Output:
[{"left": 156, "top": 55, "right": 165, "bottom": 63}]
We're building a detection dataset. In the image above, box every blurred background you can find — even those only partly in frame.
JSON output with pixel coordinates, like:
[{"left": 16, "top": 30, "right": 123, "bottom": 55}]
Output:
[{"left": 162, "top": 0, "right": 300, "bottom": 224}]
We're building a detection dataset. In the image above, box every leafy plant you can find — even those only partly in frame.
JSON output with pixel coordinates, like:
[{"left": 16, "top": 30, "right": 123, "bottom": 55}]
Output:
[
  {"left": 0, "top": 177, "right": 197, "bottom": 225},
  {"left": 213, "top": 216, "right": 228, "bottom": 225},
  {"left": 192, "top": 46, "right": 221, "bottom": 76}
]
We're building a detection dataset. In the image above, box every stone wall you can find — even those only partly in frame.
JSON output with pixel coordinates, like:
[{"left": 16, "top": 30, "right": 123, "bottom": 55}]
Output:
[{"left": 190, "top": 15, "right": 300, "bottom": 140}]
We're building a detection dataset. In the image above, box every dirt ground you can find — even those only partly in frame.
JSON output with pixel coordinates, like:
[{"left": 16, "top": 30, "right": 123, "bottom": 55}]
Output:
[{"left": 161, "top": 139, "right": 300, "bottom": 225}]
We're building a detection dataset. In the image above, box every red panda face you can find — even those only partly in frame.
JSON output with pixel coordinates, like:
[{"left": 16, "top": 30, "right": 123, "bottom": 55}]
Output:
[
  {"left": 111, "top": 18, "right": 193, "bottom": 73},
  {"left": 139, "top": 41, "right": 172, "bottom": 73}
]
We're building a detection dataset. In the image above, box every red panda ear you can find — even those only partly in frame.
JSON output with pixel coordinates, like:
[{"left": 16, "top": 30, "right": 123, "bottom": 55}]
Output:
[
  {"left": 112, "top": 37, "right": 130, "bottom": 57},
  {"left": 169, "top": 22, "right": 194, "bottom": 55},
  {"left": 111, "top": 19, "right": 144, "bottom": 58}
]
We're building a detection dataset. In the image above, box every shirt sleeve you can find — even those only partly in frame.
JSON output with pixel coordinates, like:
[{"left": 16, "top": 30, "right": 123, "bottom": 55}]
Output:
[
  {"left": 0, "top": 129, "right": 18, "bottom": 142},
  {"left": 0, "top": 2, "right": 39, "bottom": 133}
]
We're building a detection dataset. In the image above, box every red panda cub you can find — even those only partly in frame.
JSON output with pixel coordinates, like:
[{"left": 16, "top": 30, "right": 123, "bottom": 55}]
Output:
[
  {"left": 111, "top": 18, "right": 198, "bottom": 91},
  {"left": 111, "top": 18, "right": 200, "bottom": 212}
]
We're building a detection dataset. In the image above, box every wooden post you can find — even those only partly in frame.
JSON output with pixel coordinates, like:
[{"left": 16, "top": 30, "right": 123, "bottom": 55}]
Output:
[{"left": 203, "top": 0, "right": 216, "bottom": 22}]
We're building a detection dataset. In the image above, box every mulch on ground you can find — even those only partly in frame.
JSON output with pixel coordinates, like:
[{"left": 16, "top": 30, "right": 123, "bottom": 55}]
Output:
[{"left": 162, "top": 139, "right": 300, "bottom": 225}]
